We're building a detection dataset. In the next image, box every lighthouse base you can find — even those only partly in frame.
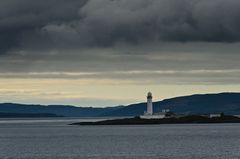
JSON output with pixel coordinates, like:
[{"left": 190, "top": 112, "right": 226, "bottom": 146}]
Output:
[{"left": 140, "top": 114, "right": 166, "bottom": 119}]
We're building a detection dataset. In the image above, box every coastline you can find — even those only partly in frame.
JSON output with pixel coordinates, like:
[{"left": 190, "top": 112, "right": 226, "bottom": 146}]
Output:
[{"left": 71, "top": 115, "right": 240, "bottom": 125}]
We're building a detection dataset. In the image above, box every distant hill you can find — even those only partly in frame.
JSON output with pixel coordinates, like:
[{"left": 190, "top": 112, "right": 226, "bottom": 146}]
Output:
[
  {"left": 0, "top": 103, "right": 123, "bottom": 117},
  {"left": 102, "top": 93, "right": 240, "bottom": 116},
  {"left": 0, "top": 93, "right": 240, "bottom": 117}
]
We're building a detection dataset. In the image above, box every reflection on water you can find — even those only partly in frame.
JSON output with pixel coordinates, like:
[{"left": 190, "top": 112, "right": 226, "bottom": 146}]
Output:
[{"left": 0, "top": 118, "right": 240, "bottom": 159}]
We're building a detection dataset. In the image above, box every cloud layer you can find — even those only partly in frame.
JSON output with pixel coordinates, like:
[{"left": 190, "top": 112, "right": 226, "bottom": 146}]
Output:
[
  {"left": 2, "top": 0, "right": 240, "bottom": 52},
  {"left": 0, "top": 0, "right": 240, "bottom": 84}
]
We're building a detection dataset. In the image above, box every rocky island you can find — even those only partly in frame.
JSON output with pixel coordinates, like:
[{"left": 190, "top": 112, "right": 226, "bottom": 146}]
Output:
[
  {"left": 72, "top": 92, "right": 240, "bottom": 126},
  {"left": 71, "top": 115, "right": 240, "bottom": 125}
]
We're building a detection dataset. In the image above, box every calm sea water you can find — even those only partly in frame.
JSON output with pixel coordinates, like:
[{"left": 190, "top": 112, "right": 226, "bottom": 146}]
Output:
[{"left": 0, "top": 118, "right": 240, "bottom": 159}]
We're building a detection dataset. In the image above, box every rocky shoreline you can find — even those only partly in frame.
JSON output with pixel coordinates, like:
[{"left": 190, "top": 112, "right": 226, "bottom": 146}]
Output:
[{"left": 71, "top": 115, "right": 240, "bottom": 125}]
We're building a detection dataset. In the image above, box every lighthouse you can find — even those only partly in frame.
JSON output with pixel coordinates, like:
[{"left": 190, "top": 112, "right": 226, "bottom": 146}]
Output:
[
  {"left": 140, "top": 92, "right": 168, "bottom": 119},
  {"left": 147, "top": 92, "right": 153, "bottom": 115}
]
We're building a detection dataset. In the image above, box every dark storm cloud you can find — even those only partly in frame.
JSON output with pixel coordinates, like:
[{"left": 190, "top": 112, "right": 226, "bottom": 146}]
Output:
[
  {"left": 1, "top": 0, "right": 240, "bottom": 54},
  {"left": 42, "top": 0, "right": 240, "bottom": 47},
  {"left": 0, "top": 0, "right": 88, "bottom": 54}
]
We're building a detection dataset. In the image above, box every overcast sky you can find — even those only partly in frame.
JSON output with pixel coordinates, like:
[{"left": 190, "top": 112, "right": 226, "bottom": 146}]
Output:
[{"left": 0, "top": 0, "right": 240, "bottom": 106}]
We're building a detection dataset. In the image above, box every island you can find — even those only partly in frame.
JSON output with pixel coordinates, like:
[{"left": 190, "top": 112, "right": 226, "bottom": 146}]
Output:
[
  {"left": 71, "top": 115, "right": 240, "bottom": 125},
  {"left": 70, "top": 92, "right": 240, "bottom": 126}
]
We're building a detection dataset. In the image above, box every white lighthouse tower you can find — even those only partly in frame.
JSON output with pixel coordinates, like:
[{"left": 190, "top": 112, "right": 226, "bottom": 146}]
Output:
[
  {"left": 147, "top": 92, "right": 153, "bottom": 115},
  {"left": 140, "top": 92, "right": 167, "bottom": 119}
]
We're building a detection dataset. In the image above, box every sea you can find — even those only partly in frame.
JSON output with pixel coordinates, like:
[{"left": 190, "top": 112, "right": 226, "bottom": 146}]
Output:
[{"left": 0, "top": 117, "right": 240, "bottom": 159}]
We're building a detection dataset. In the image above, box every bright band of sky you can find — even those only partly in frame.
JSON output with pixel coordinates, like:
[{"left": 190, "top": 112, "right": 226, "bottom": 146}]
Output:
[{"left": 0, "top": 77, "right": 239, "bottom": 107}]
